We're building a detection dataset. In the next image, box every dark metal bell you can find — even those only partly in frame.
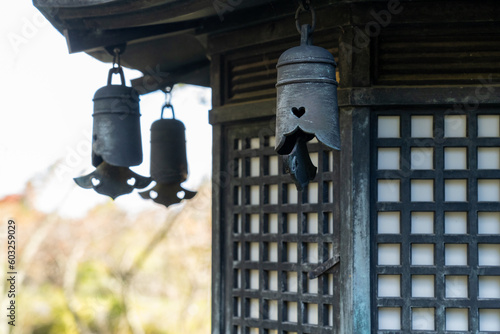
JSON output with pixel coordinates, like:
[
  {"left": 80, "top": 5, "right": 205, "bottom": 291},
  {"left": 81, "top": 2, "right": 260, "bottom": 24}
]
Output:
[
  {"left": 275, "top": 23, "right": 340, "bottom": 190},
  {"left": 140, "top": 105, "right": 196, "bottom": 207},
  {"left": 92, "top": 67, "right": 142, "bottom": 167}
]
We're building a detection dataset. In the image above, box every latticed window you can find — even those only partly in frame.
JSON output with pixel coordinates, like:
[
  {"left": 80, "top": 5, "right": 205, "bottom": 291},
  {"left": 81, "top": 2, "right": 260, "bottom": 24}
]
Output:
[
  {"left": 223, "top": 120, "right": 340, "bottom": 334},
  {"left": 373, "top": 110, "right": 500, "bottom": 332}
]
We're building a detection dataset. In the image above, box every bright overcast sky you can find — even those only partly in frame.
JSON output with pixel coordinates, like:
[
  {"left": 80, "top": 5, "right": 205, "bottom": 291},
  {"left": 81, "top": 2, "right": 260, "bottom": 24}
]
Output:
[{"left": 0, "top": 2, "right": 212, "bottom": 217}]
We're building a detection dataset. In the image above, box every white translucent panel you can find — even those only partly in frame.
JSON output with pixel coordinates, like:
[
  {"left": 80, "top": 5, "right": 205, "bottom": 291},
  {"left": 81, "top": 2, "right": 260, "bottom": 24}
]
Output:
[
  {"left": 328, "top": 212, "right": 334, "bottom": 234},
  {"left": 288, "top": 184, "right": 298, "bottom": 204},
  {"left": 250, "top": 242, "right": 259, "bottom": 261},
  {"left": 444, "top": 115, "right": 467, "bottom": 137},
  {"left": 236, "top": 139, "right": 243, "bottom": 150},
  {"left": 268, "top": 271, "right": 278, "bottom": 291},
  {"left": 250, "top": 185, "right": 260, "bottom": 205},
  {"left": 250, "top": 298, "right": 259, "bottom": 318},
  {"left": 378, "top": 212, "right": 401, "bottom": 234},
  {"left": 250, "top": 328, "right": 259, "bottom": 334},
  {"left": 480, "top": 309, "right": 500, "bottom": 331},
  {"left": 329, "top": 151, "right": 334, "bottom": 172},
  {"left": 328, "top": 274, "right": 334, "bottom": 295},
  {"left": 307, "top": 213, "right": 318, "bottom": 234},
  {"left": 309, "top": 137, "right": 319, "bottom": 144},
  {"left": 378, "top": 275, "right": 401, "bottom": 297},
  {"left": 411, "top": 212, "right": 434, "bottom": 234},
  {"left": 445, "top": 147, "right": 468, "bottom": 170},
  {"left": 235, "top": 214, "right": 242, "bottom": 233},
  {"left": 445, "top": 179, "right": 468, "bottom": 202},
  {"left": 445, "top": 212, "right": 468, "bottom": 234},
  {"left": 412, "top": 244, "right": 434, "bottom": 266},
  {"left": 307, "top": 243, "right": 319, "bottom": 263},
  {"left": 235, "top": 269, "right": 241, "bottom": 288},
  {"left": 286, "top": 302, "right": 298, "bottom": 322},
  {"left": 412, "top": 275, "right": 434, "bottom": 297},
  {"left": 310, "top": 152, "right": 319, "bottom": 168},
  {"left": 269, "top": 156, "right": 279, "bottom": 175},
  {"left": 287, "top": 272, "right": 298, "bottom": 292},
  {"left": 307, "top": 277, "right": 318, "bottom": 294},
  {"left": 478, "top": 212, "right": 500, "bottom": 235},
  {"left": 411, "top": 147, "right": 433, "bottom": 170},
  {"left": 235, "top": 242, "right": 242, "bottom": 260},
  {"left": 250, "top": 157, "right": 260, "bottom": 177},
  {"left": 446, "top": 308, "right": 469, "bottom": 331},
  {"left": 378, "top": 116, "right": 400, "bottom": 138},
  {"left": 308, "top": 183, "right": 319, "bottom": 204},
  {"left": 479, "top": 276, "right": 500, "bottom": 299},
  {"left": 328, "top": 305, "right": 334, "bottom": 326},
  {"left": 237, "top": 158, "right": 242, "bottom": 177},
  {"left": 478, "top": 147, "right": 500, "bottom": 169},
  {"left": 236, "top": 187, "right": 242, "bottom": 205},
  {"left": 329, "top": 243, "right": 334, "bottom": 258},
  {"left": 306, "top": 304, "right": 319, "bottom": 324},
  {"left": 250, "top": 214, "right": 259, "bottom": 233},
  {"left": 268, "top": 300, "right": 278, "bottom": 320},
  {"left": 478, "top": 115, "right": 500, "bottom": 137},
  {"left": 411, "top": 180, "right": 434, "bottom": 202},
  {"left": 378, "top": 308, "right": 401, "bottom": 330},
  {"left": 268, "top": 243, "right": 278, "bottom": 262},
  {"left": 378, "top": 244, "right": 401, "bottom": 265},
  {"left": 250, "top": 137, "right": 260, "bottom": 149},
  {"left": 268, "top": 136, "right": 276, "bottom": 147},
  {"left": 235, "top": 298, "right": 241, "bottom": 317},
  {"left": 328, "top": 182, "right": 333, "bottom": 203},
  {"left": 478, "top": 179, "right": 500, "bottom": 202},
  {"left": 478, "top": 244, "right": 500, "bottom": 266},
  {"left": 250, "top": 270, "right": 259, "bottom": 289},
  {"left": 287, "top": 213, "right": 298, "bottom": 234},
  {"left": 445, "top": 244, "right": 468, "bottom": 266},
  {"left": 287, "top": 243, "right": 298, "bottom": 263},
  {"left": 268, "top": 214, "right": 278, "bottom": 234},
  {"left": 446, "top": 276, "right": 468, "bottom": 298},
  {"left": 412, "top": 308, "right": 435, "bottom": 330},
  {"left": 411, "top": 116, "right": 433, "bottom": 138},
  {"left": 235, "top": 326, "right": 242, "bottom": 334},
  {"left": 269, "top": 184, "right": 279, "bottom": 205},
  {"left": 268, "top": 330, "right": 278, "bottom": 334},
  {"left": 378, "top": 180, "right": 400, "bottom": 202},
  {"left": 378, "top": 148, "right": 400, "bottom": 170}
]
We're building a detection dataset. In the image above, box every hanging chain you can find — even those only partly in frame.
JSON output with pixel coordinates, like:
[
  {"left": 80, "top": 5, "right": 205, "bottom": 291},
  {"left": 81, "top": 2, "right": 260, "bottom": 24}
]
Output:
[
  {"left": 161, "top": 87, "right": 175, "bottom": 119},
  {"left": 112, "top": 47, "right": 121, "bottom": 69},
  {"left": 295, "top": 1, "right": 316, "bottom": 34}
]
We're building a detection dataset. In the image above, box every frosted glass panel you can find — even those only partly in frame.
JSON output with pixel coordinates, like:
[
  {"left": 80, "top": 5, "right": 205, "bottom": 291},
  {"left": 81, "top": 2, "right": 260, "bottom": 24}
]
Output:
[
  {"left": 268, "top": 136, "right": 276, "bottom": 147},
  {"left": 250, "top": 157, "right": 260, "bottom": 176},
  {"left": 411, "top": 116, "right": 433, "bottom": 138},
  {"left": 287, "top": 213, "right": 298, "bottom": 234},
  {"left": 310, "top": 152, "right": 319, "bottom": 168},
  {"left": 411, "top": 212, "right": 434, "bottom": 234},
  {"left": 445, "top": 212, "right": 468, "bottom": 234},
  {"left": 250, "top": 214, "right": 259, "bottom": 233},
  {"left": 412, "top": 308, "right": 435, "bottom": 330},
  {"left": 378, "top": 148, "right": 400, "bottom": 170},
  {"left": 287, "top": 272, "right": 298, "bottom": 292},
  {"left": 379, "top": 244, "right": 401, "bottom": 265},
  {"left": 307, "top": 304, "right": 318, "bottom": 324},
  {"left": 268, "top": 214, "right": 278, "bottom": 234},
  {"left": 478, "top": 115, "right": 500, "bottom": 137},
  {"left": 307, "top": 277, "right": 318, "bottom": 294},
  {"left": 411, "top": 147, "right": 433, "bottom": 169},
  {"left": 378, "top": 275, "right": 401, "bottom": 297},
  {"left": 445, "top": 244, "right": 468, "bottom": 266},
  {"left": 269, "top": 156, "right": 279, "bottom": 175},
  {"left": 308, "top": 182, "right": 318, "bottom": 203},
  {"left": 250, "top": 298, "right": 259, "bottom": 318},
  {"left": 269, "top": 184, "right": 278, "bottom": 204},
  {"left": 378, "top": 308, "right": 401, "bottom": 330},
  {"left": 286, "top": 302, "right": 298, "bottom": 322},
  {"left": 287, "top": 243, "right": 298, "bottom": 263},
  {"left": 411, "top": 180, "right": 434, "bottom": 202},
  {"left": 446, "top": 276, "right": 468, "bottom": 298},
  {"left": 446, "top": 308, "right": 468, "bottom": 331},
  {"left": 307, "top": 213, "right": 318, "bottom": 234},
  {"left": 268, "top": 243, "right": 278, "bottom": 262},
  {"left": 378, "top": 212, "right": 401, "bottom": 234},
  {"left": 250, "top": 242, "right": 259, "bottom": 261},
  {"left": 412, "top": 275, "right": 434, "bottom": 297},
  {"left": 412, "top": 244, "right": 434, "bottom": 265},
  {"left": 250, "top": 270, "right": 259, "bottom": 289},
  {"left": 378, "top": 116, "right": 400, "bottom": 138},
  {"left": 307, "top": 243, "right": 319, "bottom": 263},
  {"left": 480, "top": 309, "right": 500, "bottom": 331},
  {"left": 478, "top": 244, "right": 500, "bottom": 266},
  {"left": 445, "top": 147, "right": 467, "bottom": 170},
  {"left": 445, "top": 179, "right": 467, "bottom": 202},
  {"left": 250, "top": 137, "right": 260, "bottom": 149},
  {"left": 268, "top": 271, "right": 278, "bottom": 291},
  {"left": 250, "top": 185, "right": 259, "bottom": 205},
  {"left": 479, "top": 276, "right": 500, "bottom": 299},
  {"left": 478, "top": 212, "right": 500, "bottom": 234},
  {"left": 288, "top": 184, "right": 298, "bottom": 204},
  {"left": 478, "top": 179, "right": 500, "bottom": 202},
  {"left": 444, "top": 115, "right": 467, "bottom": 137},
  {"left": 478, "top": 147, "right": 500, "bottom": 169},
  {"left": 378, "top": 180, "right": 400, "bottom": 202}
]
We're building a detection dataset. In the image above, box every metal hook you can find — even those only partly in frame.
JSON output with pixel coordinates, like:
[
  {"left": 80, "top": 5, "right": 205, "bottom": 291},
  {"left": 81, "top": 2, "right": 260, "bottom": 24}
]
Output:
[
  {"left": 161, "top": 88, "right": 175, "bottom": 119},
  {"left": 295, "top": 3, "right": 316, "bottom": 34},
  {"left": 112, "top": 47, "right": 121, "bottom": 68}
]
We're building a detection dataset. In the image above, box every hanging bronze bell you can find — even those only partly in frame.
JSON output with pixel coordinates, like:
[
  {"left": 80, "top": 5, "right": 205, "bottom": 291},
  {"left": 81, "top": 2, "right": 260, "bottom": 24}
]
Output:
[
  {"left": 275, "top": 8, "right": 340, "bottom": 190},
  {"left": 74, "top": 66, "right": 151, "bottom": 199},
  {"left": 140, "top": 104, "right": 196, "bottom": 207}
]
